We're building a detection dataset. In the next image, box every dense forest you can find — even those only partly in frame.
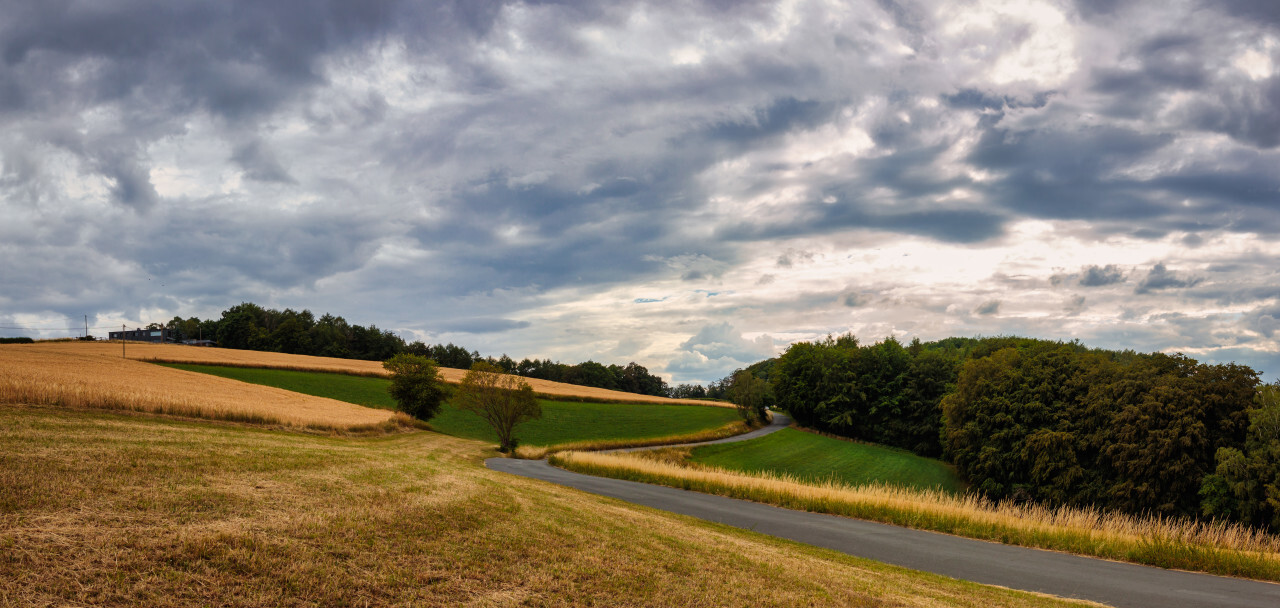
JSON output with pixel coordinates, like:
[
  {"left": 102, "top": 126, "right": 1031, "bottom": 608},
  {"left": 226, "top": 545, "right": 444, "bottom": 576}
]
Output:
[
  {"left": 158, "top": 303, "right": 671, "bottom": 398},
  {"left": 755, "top": 334, "right": 1280, "bottom": 533}
]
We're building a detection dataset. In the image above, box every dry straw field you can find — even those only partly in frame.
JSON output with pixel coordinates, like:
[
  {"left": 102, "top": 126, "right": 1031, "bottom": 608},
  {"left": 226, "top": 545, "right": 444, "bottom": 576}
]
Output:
[
  {"left": 0, "top": 342, "right": 396, "bottom": 430},
  {"left": 0, "top": 405, "right": 1095, "bottom": 608},
  {"left": 32, "top": 340, "right": 727, "bottom": 406}
]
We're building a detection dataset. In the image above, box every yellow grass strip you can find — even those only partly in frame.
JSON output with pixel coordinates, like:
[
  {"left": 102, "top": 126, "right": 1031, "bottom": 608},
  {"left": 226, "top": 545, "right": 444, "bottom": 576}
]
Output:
[
  {"left": 550, "top": 450, "right": 1280, "bottom": 582},
  {"left": 0, "top": 344, "right": 394, "bottom": 429},
  {"left": 513, "top": 419, "right": 758, "bottom": 459},
  {"left": 27, "top": 341, "right": 728, "bottom": 406}
]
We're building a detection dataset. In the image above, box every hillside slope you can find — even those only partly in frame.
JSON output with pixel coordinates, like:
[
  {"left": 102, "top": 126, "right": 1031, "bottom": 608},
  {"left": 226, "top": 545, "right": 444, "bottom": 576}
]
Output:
[
  {"left": 0, "top": 344, "right": 393, "bottom": 429},
  {"left": 23, "top": 341, "right": 726, "bottom": 406}
]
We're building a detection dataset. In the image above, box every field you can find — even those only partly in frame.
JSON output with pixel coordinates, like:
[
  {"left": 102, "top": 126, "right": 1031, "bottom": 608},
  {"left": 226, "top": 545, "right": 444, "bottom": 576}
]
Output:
[
  {"left": 27, "top": 341, "right": 723, "bottom": 405},
  {"left": 690, "top": 428, "right": 966, "bottom": 494},
  {"left": 0, "top": 404, "right": 1094, "bottom": 608},
  {"left": 159, "top": 363, "right": 744, "bottom": 450},
  {"left": 551, "top": 449, "right": 1280, "bottom": 582},
  {"left": 0, "top": 344, "right": 394, "bottom": 430}
]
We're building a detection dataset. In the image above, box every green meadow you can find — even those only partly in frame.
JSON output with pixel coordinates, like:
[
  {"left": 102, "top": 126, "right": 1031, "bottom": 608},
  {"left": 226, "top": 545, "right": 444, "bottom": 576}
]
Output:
[
  {"left": 691, "top": 427, "right": 966, "bottom": 494},
  {"left": 159, "top": 363, "right": 741, "bottom": 447}
]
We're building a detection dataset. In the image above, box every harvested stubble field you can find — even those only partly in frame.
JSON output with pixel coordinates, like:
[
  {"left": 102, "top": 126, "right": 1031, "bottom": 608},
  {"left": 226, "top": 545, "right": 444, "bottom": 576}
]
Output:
[
  {"left": 28, "top": 341, "right": 727, "bottom": 406},
  {"left": 0, "top": 404, "right": 1097, "bottom": 608},
  {"left": 0, "top": 343, "right": 394, "bottom": 430}
]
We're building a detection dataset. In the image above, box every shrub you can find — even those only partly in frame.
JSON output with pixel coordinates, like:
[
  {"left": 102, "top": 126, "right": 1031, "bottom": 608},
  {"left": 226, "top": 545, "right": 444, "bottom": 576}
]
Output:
[{"left": 382, "top": 354, "right": 448, "bottom": 421}]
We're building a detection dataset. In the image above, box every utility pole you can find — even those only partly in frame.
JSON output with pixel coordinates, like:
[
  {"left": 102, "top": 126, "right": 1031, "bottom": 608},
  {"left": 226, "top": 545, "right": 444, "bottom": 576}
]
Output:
[
  {"left": 84, "top": 315, "right": 88, "bottom": 339},
  {"left": 122, "top": 324, "right": 126, "bottom": 359}
]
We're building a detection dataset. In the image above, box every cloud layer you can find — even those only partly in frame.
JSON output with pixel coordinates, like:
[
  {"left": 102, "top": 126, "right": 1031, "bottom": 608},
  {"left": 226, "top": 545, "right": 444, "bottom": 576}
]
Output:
[{"left": 3, "top": 0, "right": 1279, "bottom": 382}]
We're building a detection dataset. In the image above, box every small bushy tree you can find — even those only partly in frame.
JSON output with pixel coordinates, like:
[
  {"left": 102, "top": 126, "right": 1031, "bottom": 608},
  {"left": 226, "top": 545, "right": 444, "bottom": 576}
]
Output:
[
  {"left": 382, "top": 354, "right": 448, "bottom": 421},
  {"left": 455, "top": 361, "right": 541, "bottom": 452},
  {"left": 727, "top": 369, "right": 771, "bottom": 426}
]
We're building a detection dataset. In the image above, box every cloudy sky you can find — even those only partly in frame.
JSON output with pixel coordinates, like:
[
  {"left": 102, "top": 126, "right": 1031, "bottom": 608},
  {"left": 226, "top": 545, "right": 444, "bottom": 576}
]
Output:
[{"left": 3, "top": 0, "right": 1280, "bottom": 384}]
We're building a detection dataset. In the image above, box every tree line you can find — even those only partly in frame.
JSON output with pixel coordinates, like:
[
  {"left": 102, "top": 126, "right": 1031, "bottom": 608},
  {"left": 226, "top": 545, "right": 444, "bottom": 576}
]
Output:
[
  {"left": 161, "top": 302, "right": 671, "bottom": 398},
  {"left": 757, "top": 334, "right": 1279, "bottom": 532}
]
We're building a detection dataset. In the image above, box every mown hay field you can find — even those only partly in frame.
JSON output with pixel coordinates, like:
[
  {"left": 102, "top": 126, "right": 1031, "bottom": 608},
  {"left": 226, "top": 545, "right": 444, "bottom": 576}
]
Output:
[
  {"left": 0, "top": 343, "right": 394, "bottom": 430},
  {"left": 24, "top": 341, "right": 727, "bottom": 406},
  {"left": 0, "top": 404, "right": 1098, "bottom": 608}
]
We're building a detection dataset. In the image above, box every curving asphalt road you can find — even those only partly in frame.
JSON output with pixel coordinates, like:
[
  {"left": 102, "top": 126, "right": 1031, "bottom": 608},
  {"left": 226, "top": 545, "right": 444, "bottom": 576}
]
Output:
[
  {"left": 612, "top": 410, "right": 793, "bottom": 451},
  {"left": 486, "top": 414, "right": 1280, "bottom": 608}
]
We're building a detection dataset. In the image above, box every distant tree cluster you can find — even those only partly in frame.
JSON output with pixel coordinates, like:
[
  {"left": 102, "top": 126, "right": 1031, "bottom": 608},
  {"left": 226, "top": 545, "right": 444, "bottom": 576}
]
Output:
[
  {"left": 165, "top": 302, "right": 669, "bottom": 398},
  {"left": 766, "top": 333, "right": 1275, "bottom": 531},
  {"left": 942, "top": 342, "right": 1255, "bottom": 519},
  {"left": 773, "top": 334, "right": 957, "bottom": 457}
]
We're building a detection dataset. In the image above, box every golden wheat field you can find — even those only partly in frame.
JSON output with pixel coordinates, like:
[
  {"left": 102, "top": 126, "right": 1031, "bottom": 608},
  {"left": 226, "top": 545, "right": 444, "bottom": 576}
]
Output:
[
  {"left": 22, "top": 340, "right": 727, "bottom": 406},
  {"left": 0, "top": 343, "right": 396, "bottom": 429}
]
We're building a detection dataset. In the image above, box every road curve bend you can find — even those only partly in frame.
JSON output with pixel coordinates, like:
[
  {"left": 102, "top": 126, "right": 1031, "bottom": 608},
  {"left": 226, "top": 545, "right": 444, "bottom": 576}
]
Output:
[{"left": 487, "top": 417, "right": 1280, "bottom": 608}]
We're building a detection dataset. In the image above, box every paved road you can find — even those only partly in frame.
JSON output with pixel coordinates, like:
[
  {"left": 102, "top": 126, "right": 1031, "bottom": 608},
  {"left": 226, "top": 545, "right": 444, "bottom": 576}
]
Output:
[
  {"left": 612, "top": 411, "right": 792, "bottom": 452},
  {"left": 487, "top": 418, "right": 1280, "bottom": 607}
]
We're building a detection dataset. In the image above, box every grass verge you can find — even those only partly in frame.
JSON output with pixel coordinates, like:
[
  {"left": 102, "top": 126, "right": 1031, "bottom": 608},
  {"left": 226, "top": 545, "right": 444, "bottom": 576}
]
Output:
[
  {"left": 0, "top": 404, "right": 1095, "bottom": 607},
  {"left": 690, "top": 427, "right": 966, "bottom": 494},
  {"left": 158, "top": 363, "right": 745, "bottom": 451},
  {"left": 550, "top": 449, "right": 1280, "bottom": 582}
]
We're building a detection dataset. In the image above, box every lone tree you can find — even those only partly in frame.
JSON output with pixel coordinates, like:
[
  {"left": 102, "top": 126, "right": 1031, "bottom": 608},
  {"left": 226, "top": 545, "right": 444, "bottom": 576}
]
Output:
[
  {"left": 382, "top": 353, "right": 448, "bottom": 421},
  {"left": 455, "top": 361, "right": 541, "bottom": 453},
  {"left": 727, "top": 369, "right": 771, "bottom": 426}
]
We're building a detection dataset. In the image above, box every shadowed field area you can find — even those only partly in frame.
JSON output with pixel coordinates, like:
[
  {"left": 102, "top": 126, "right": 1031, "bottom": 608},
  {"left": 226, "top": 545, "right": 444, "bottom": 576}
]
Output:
[
  {"left": 0, "top": 404, "right": 1095, "bottom": 608},
  {"left": 158, "top": 363, "right": 744, "bottom": 449},
  {"left": 691, "top": 427, "right": 966, "bottom": 493}
]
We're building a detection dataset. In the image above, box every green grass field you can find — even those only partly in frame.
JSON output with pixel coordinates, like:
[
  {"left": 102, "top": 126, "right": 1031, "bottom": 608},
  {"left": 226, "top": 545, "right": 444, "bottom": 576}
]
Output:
[
  {"left": 159, "top": 363, "right": 741, "bottom": 447},
  {"left": 691, "top": 427, "right": 967, "bottom": 494}
]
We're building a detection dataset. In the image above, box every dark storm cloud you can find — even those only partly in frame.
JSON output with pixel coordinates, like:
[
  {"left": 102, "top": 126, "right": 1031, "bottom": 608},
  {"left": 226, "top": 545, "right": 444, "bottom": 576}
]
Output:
[
  {"left": 401, "top": 171, "right": 713, "bottom": 294},
  {"left": 1136, "top": 263, "right": 1203, "bottom": 294},
  {"left": 1073, "top": 0, "right": 1120, "bottom": 19},
  {"left": 974, "top": 300, "right": 1000, "bottom": 316},
  {"left": 0, "top": 0, "right": 408, "bottom": 118},
  {"left": 231, "top": 141, "right": 296, "bottom": 184},
  {"left": 968, "top": 125, "right": 1174, "bottom": 220},
  {"left": 1091, "top": 35, "right": 1208, "bottom": 98},
  {"left": 1212, "top": 0, "right": 1280, "bottom": 25},
  {"left": 700, "top": 97, "right": 836, "bottom": 145},
  {"left": 434, "top": 317, "right": 531, "bottom": 334},
  {"left": 1182, "top": 77, "right": 1280, "bottom": 149},
  {"left": 1079, "top": 265, "right": 1125, "bottom": 287}
]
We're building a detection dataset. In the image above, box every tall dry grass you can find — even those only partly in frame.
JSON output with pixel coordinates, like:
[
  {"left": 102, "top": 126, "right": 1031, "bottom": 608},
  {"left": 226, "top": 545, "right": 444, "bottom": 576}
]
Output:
[
  {"left": 551, "top": 450, "right": 1280, "bottom": 582},
  {"left": 28, "top": 341, "right": 727, "bottom": 406},
  {"left": 0, "top": 344, "right": 395, "bottom": 429}
]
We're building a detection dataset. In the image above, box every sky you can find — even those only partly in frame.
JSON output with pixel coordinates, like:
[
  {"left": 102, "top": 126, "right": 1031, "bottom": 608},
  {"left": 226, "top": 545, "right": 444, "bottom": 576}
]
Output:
[{"left": 3, "top": 0, "right": 1280, "bottom": 385}]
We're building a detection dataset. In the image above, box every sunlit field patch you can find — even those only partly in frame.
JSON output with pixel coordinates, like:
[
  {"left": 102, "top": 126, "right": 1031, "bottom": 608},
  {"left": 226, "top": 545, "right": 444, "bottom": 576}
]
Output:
[{"left": 0, "top": 343, "right": 394, "bottom": 430}]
